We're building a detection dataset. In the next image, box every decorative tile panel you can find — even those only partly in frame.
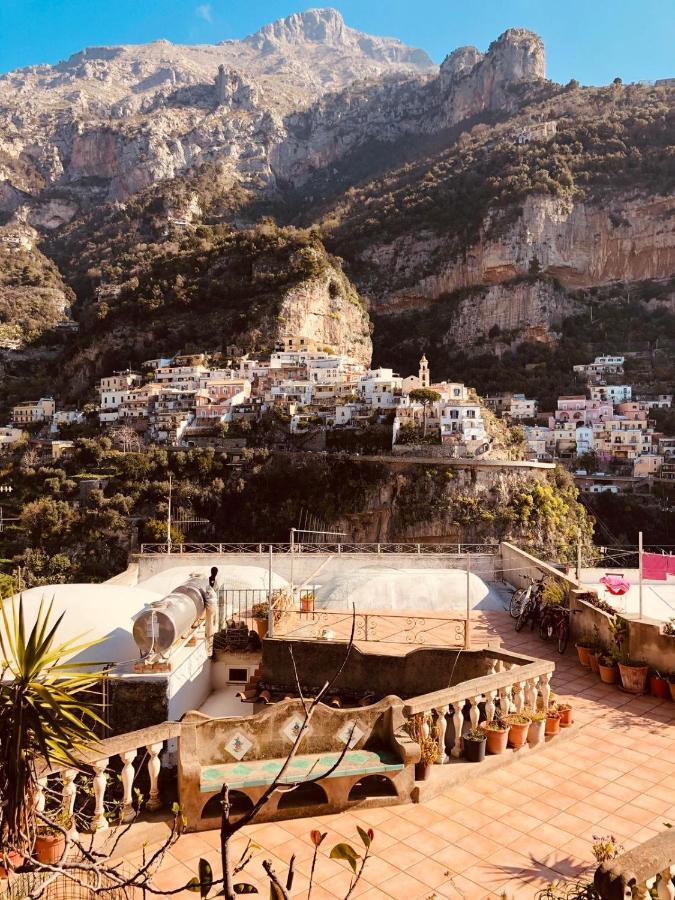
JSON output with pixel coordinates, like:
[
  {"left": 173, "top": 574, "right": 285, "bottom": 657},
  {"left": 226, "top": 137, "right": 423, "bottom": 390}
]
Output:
[
  {"left": 337, "top": 721, "right": 364, "bottom": 748},
  {"left": 225, "top": 732, "right": 252, "bottom": 761},
  {"left": 282, "top": 715, "right": 310, "bottom": 744}
]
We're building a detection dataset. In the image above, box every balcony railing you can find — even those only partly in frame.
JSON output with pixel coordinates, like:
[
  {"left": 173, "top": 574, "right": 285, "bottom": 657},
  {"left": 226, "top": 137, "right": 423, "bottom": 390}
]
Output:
[
  {"left": 139, "top": 542, "right": 500, "bottom": 555},
  {"left": 594, "top": 827, "right": 675, "bottom": 899}
]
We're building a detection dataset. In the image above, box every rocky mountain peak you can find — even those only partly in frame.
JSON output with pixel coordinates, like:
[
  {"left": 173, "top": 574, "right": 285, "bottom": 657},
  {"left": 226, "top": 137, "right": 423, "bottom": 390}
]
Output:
[
  {"left": 439, "top": 46, "right": 483, "bottom": 88},
  {"left": 244, "top": 8, "right": 348, "bottom": 50},
  {"left": 486, "top": 28, "right": 546, "bottom": 82}
]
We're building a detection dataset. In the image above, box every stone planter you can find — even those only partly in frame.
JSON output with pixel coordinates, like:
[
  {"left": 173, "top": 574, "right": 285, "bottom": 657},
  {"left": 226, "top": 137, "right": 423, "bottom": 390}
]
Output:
[
  {"left": 575, "top": 644, "right": 592, "bottom": 667},
  {"left": 527, "top": 719, "right": 546, "bottom": 746},
  {"left": 618, "top": 663, "right": 648, "bottom": 694}
]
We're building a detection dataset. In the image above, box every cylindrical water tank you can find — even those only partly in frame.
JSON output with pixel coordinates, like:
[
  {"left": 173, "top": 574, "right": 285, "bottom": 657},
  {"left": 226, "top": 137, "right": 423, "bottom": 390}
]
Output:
[{"left": 133, "top": 576, "right": 211, "bottom": 656}]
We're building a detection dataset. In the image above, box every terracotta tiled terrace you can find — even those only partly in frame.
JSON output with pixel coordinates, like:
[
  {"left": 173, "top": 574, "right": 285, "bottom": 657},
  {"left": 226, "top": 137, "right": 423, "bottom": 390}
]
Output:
[{"left": 127, "top": 611, "right": 675, "bottom": 899}]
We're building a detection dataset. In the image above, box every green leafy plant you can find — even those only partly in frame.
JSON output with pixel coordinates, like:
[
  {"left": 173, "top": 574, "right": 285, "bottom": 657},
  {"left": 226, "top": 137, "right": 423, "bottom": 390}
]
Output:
[
  {"left": 463, "top": 727, "right": 487, "bottom": 742},
  {"left": 0, "top": 597, "right": 106, "bottom": 855}
]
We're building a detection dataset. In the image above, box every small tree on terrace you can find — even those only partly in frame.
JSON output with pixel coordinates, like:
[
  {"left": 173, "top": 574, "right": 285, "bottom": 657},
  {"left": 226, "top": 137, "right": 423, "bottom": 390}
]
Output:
[{"left": 408, "top": 388, "right": 441, "bottom": 438}]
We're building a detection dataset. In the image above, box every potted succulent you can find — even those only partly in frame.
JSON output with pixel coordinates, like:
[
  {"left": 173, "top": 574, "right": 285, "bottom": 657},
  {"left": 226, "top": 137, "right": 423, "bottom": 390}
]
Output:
[
  {"left": 524, "top": 708, "right": 546, "bottom": 746},
  {"left": 575, "top": 641, "right": 593, "bottom": 668},
  {"left": 545, "top": 707, "right": 561, "bottom": 736},
  {"left": 557, "top": 703, "right": 573, "bottom": 727},
  {"left": 648, "top": 669, "right": 670, "bottom": 700},
  {"left": 597, "top": 653, "right": 618, "bottom": 684},
  {"left": 481, "top": 717, "right": 510, "bottom": 755},
  {"left": 34, "top": 810, "right": 70, "bottom": 864},
  {"left": 504, "top": 712, "right": 531, "bottom": 749},
  {"left": 251, "top": 601, "right": 270, "bottom": 639},
  {"left": 462, "top": 727, "right": 487, "bottom": 763}
]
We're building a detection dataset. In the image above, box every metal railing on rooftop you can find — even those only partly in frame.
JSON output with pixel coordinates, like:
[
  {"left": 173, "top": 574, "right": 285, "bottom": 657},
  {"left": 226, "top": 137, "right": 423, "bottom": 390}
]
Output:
[{"left": 138, "top": 542, "right": 500, "bottom": 555}]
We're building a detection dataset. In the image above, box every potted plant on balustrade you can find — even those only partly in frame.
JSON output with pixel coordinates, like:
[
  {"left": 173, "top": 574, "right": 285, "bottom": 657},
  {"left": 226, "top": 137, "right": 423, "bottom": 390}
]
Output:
[
  {"left": 481, "top": 716, "right": 510, "bottom": 755},
  {"left": 34, "top": 810, "right": 71, "bottom": 865},
  {"left": 610, "top": 615, "right": 649, "bottom": 694},
  {"left": 503, "top": 712, "right": 531, "bottom": 749},
  {"left": 523, "top": 708, "right": 546, "bottom": 746},
  {"left": 251, "top": 601, "right": 270, "bottom": 639},
  {"left": 462, "top": 727, "right": 487, "bottom": 763},
  {"left": 405, "top": 713, "right": 439, "bottom": 779},
  {"left": 545, "top": 705, "right": 561, "bottom": 736},
  {"left": 557, "top": 702, "right": 573, "bottom": 726},
  {"left": 0, "top": 598, "right": 105, "bottom": 877}
]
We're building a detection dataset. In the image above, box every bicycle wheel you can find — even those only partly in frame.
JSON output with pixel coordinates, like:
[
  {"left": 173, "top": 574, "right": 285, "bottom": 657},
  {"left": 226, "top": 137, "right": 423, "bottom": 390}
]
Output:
[
  {"left": 558, "top": 621, "right": 569, "bottom": 655},
  {"left": 515, "top": 605, "right": 528, "bottom": 632},
  {"left": 538, "top": 614, "right": 549, "bottom": 641},
  {"left": 509, "top": 588, "right": 527, "bottom": 618}
]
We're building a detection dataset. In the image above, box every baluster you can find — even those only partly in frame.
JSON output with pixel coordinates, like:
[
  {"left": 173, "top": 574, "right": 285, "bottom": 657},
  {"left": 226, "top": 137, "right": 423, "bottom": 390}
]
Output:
[
  {"left": 513, "top": 681, "right": 525, "bottom": 713},
  {"left": 91, "top": 758, "right": 109, "bottom": 832},
  {"left": 485, "top": 690, "right": 497, "bottom": 723},
  {"left": 434, "top": 706, "right": 449, "bottom": 764},
  {"left": 655, "top": 870, "right": 675, "bottom": 900},
  {"left": 35, "top": 776, "right": 48, "bottom": 814},
  {"left": 525, "top": 678, "right": 538, "bottom": 710},
  {"left": 538, "top": 672, "right": 552, "bottom": 711},
  {"left": 487, "top": 658, "right": 498, "bottom": 676},
  {"left": 468, "top": 696, "right": 480, "bottom": 730},
  {"left": 450, "top": 699, "right": 465, "bottom": 758},
  {"left": 120, "top": 750, "right": 137, "bottom": 823},
  {"left": 62, "top": 768, "right": 79, "bottom": 838},
  {"left": 145, "top": 741, "right": 164, "bottom": 812}
]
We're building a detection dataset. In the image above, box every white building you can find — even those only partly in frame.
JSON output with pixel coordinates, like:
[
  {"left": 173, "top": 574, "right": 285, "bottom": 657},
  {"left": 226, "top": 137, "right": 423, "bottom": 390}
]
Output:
[
  {"left": 358, "top": 368, "right": 404, "bottom": 409},
  {"left": 0, "top": 426, "right": 24, "bottom": 450},
  {"left": 11, "top": 397, "right": 56, "bottom": 425},
  {"left": 440, "top": 401, "right": 486, "bottom": 443},
  {"left": 589, "top": 385, "right": 632, "bottom": 404},
  {"left": 99, "top": 372, "right": 143, "bottom": 424},
  {"left": 509, "top": 394, "right": 538, "bottom": 420}
]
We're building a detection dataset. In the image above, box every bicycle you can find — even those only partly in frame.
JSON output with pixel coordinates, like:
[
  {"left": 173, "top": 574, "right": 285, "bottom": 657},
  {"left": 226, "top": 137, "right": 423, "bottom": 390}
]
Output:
[
  {"left": 509, "top": 578, "right": 534, "bottom": 619},
  {"left": 514, "top": 577, "right": 545, "bottom": 632},
  {"left": 539, "top": 604, "right": 571, "bottom": 654}
]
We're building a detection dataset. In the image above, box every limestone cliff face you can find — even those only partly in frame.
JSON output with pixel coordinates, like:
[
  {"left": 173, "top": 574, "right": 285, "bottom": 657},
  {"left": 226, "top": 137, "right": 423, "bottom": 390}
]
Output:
[
  {"left": 367, "top": 192, "right": 675, "bottom": 345},
  {"left": 276, "top": 269, "right": 372, "bottom": 365}
]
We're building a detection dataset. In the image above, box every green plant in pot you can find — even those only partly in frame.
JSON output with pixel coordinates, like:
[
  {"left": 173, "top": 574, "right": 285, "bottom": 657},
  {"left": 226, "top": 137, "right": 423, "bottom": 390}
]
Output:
[
  {"left": 482, "top": 716, "right": 510, "bottom": 755},
  {"left": 462, "top": 727, "right": 487, "bottom": 763},
  {"left": 648, "top": 669, "right": 670, "bottom": 700},
  {"left": 0, "top": 598, "right": 105, "bottom": 867},
  {"left": 611, "top": 615, "right": 648, "bottom": 694},
  {"left": 557, "top": 703, "right": 573, "bottom": 726},
  {"left": 597, "top": 650, "right": 619, "bottom": 685},
  {"left": 575, "top": 639, "right": 593, "bottom": 668},
  {"left": 503, "top": 712, "right": 531, "bottom": 749},
  {"left": 522, "top": 707, "right": 546, "bottom": 746}
]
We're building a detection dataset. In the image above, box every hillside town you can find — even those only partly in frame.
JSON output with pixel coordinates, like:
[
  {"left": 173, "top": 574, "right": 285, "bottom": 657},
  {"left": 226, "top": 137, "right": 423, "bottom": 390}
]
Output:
[{"left": 2, "top": 347, "right": 673, "bottom": 488}]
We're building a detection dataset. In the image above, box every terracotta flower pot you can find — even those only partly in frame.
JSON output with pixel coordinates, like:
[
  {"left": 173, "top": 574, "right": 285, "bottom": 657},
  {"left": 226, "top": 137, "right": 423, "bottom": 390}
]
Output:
[
  {"left": 254, "top": 618, "right": 269, "bottom": 639},
  {"left": 558, "top": 706, "right": 573, "bottom": 727},
  {"left": 545, "top": 716, "right": 561, "bottom": 736},
  {"left": 484, "top": 726, "right": 509, "bottom": 754},
  {"left": 588, "top": 653, "right": 600, "bottom": 675},
  {"left": 527, "top": 719, "right": 545, "bottom": 746},
  {"left": 506, "top": 721, "right": 530, "bottom": 749},
  {"left": 300, "top": 596, "right": 314, "bottom": 613},
  {"left": 575, "top": 644, "right": 592, "bottom": 667},
  {"left": 649, "top": 675, "right": 670, "bottom": 700},
  {"left": 670, "top": 681, "right": 675, "bottom": 702},
  {"left": 415, "top": 761, "right": 432, "bottom": 780},
  {"left": 35, "top": 834, "right": 66, "bottom": 865},
  {"left": 463, "top": 737, "right": 486, "bottom": 763},
  {"left": 598, "top": 663, "right": 618, "bottom": 684},
  {"left": 0, "top": 851, "right": 23, "bottom": 878},
  {"left": 618, "top": 663, "right": 648, "bottom": 694}
]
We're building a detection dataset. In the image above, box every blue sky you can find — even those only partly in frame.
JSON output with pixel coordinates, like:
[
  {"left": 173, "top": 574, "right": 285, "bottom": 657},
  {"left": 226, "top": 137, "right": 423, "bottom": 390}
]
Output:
[{"left": 1, "top": 0, "right": 673, "bottom": 84}]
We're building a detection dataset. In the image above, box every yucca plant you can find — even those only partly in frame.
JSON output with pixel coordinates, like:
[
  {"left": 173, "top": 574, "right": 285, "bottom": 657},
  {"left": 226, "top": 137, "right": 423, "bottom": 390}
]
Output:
[{"left": 0, "top": 597, "right": 107, "bottom": 855}]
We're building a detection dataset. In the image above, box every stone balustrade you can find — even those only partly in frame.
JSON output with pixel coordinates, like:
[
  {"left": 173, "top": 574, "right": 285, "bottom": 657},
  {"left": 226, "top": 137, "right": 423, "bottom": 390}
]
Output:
[
  {"left": 594, "top": 828, "right": 675, "bottom": 900},
  {"left": 402, "top": 650, "right": 554, "bottom": 762},
  {"left": 39, "top": 722, "right": 181, "bottom": 834}
]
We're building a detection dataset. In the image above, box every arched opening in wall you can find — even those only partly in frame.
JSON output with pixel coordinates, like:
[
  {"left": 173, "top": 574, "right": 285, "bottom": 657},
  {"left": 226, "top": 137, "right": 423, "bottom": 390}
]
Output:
[
  {"left": 201, "top": 790, "right": 253, "bottom": 821},
  {"left": 277, "top": 781, "right": 327, "bottom": 810},
  {"left": 348, "top": 775, "right": 398, "bottom": 802}
]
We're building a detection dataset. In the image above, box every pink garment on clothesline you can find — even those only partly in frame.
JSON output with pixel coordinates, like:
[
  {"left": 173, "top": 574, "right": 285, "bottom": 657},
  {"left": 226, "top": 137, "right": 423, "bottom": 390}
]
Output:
[{"left": 642, "top": 551, "right": 675, "bottom": 581}]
